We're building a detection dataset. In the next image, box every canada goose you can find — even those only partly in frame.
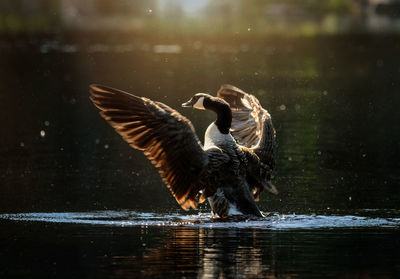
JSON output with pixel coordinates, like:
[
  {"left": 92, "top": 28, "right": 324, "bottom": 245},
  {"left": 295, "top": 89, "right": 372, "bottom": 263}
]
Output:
[{"left": 89, "top": 84, "right": 277, "bottom": 217}]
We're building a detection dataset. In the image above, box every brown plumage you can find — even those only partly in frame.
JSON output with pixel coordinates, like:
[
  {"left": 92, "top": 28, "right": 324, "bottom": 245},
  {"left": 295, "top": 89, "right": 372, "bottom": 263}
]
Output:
[
  {"left": 217, "top": 84, "right": 277, "bottom": 200},
  {"left": 89, "top": 84, "right": 277, "bottom": 217},
  {"left": 90, "top": 85, "right": 207, "bottom": 210}
]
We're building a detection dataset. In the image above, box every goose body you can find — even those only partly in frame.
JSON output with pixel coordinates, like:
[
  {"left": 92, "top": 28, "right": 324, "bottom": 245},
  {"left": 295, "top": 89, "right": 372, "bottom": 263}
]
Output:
[{"left": 90, "top": 84, "right": 277, "bottom": 217}]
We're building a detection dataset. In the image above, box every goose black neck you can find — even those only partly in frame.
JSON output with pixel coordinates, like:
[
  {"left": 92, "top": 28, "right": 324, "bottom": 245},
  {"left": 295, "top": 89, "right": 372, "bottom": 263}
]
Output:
[{"left": 204, "top": 97, "right": 232, "bottom": 134}]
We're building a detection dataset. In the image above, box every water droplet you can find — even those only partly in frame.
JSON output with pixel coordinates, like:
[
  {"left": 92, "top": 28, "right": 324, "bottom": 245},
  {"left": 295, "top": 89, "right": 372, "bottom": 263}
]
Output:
[
  {"left": 317, "top": 151, "right": 322, "bottom": 155},
  {"left": 148, "top": 9, "right": 152, "bottom": 13},
  {"left": 104, "top": 144, "right": 109, "bottom": 149},
  {"left": 349, "top": 196, "right": 352, "bottom": 201},
  {"left": 279, "top": 104, "right": 286, "bottom": 111},
  {"left": 40, "top": 130, "right": 46, "bottom": 137},
  {"left": 323, "top": 90, "right": 328, "bottom": 96},
  {"left": 362, "top": 154, "right": 367, "bottom": 158},
  {"left": 95, "top": 139, "right": 100, "bottom": 144},
  {"left": 247, "top": 27, "right": 251, "bottom": 31},
  {"left": 20, "top": 142, "right": 25, "bottom": 147},
  {"left": 44, "top": 120, "right": 50, "bottom": 126}
]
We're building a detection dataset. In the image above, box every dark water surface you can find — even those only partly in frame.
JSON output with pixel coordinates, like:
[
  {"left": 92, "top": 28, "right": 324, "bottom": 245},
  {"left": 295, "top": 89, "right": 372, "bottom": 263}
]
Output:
[
  {"left": 1, "top": 211, "right": 399, "bottom": 278},
  {"left": 1, "top": 34, "right": 400, "bottom": 278}
]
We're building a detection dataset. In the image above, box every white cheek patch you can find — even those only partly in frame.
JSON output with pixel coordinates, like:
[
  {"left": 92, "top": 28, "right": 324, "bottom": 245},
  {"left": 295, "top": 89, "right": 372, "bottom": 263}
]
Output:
[{"left": 193, "top": 96, "right": 205, "bottom": 110}]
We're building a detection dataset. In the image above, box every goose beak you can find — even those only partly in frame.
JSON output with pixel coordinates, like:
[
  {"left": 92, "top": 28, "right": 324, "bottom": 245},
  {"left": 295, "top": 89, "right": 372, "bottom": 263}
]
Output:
[
  {"left": 263, "top": 181, "right": 279, "bottom": 195},
  {"left": 182, "top": 99, "right": 193, "bottom": 107},
  {"left": 182, "top": 100, "right": 193, "bottom": 108}
]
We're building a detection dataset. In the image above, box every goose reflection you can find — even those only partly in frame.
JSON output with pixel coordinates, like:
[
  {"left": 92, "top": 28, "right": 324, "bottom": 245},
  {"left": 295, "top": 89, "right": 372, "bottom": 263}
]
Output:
[
  {"left": 109, "top": 227, "right": 280, "bottom": 278},
  {"left": 196, "top": 229, "right": 271, "bottom": 278}
]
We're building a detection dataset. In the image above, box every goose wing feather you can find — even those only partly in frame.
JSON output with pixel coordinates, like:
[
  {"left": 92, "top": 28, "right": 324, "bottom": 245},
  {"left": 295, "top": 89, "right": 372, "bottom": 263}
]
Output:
[
  {"left": 216, "top": 84, "right": 275, "bottom": 167},
  {"left": 89, "top": 84, "right": 208, "bottom": 210},
  {"left": 217, "top": 84, "right": 277, "bottom": 200}
]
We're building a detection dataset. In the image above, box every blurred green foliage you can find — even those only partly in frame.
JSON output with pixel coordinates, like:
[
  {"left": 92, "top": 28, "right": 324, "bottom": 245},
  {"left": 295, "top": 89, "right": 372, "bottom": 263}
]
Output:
[{"left": 0, "top": 0, "right": 395, "bottom": 35}]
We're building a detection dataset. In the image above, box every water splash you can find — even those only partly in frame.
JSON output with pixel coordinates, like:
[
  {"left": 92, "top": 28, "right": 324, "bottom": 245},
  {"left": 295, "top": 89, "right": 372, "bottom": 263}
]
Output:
[{"left": 1, "top": 211, "right": 399, "bottom": 230}]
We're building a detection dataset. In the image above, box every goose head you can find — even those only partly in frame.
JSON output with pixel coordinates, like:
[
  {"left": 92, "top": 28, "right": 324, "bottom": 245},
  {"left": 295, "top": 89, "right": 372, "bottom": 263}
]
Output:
[
  {"left": 182, "top": 93, "right": 212, "bottom": 110},
  {"left": 182, "top": 93, "right": 232, "bottom": 134},
  {"left": 182, "top": 93, "right": 231, "bottom": 115}
]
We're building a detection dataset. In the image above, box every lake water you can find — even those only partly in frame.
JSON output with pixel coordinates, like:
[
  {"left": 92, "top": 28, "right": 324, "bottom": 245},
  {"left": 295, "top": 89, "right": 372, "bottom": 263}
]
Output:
[
  {"left": 0, "top": 211, "right": 399, "bottom": 278},
  {"left": 0, "top": 34, "right": 399, "bottom": 278}
]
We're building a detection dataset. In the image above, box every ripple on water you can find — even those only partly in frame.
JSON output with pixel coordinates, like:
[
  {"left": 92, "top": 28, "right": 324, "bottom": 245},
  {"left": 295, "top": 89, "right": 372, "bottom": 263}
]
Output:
[{"left": 0, "top": 211, "right": 399, "bottom": 230}]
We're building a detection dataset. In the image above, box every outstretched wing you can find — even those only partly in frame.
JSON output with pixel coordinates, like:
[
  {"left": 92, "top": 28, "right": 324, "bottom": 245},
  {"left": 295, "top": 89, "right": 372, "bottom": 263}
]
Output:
[
  {"left": 216, "top": 84, "right": 275, "bottom": 167},
  {"left": 217, "top": 84, "right": 278, "bottom": 199},
  {"left": 90, "top": 84, "right": 208, "bottom": 210}
]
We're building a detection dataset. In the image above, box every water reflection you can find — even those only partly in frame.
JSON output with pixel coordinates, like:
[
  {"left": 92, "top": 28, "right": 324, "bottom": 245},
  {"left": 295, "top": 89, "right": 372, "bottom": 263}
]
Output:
[
  {"left": 134, "top": 228, "right": 273, "bottom": 278},
  {"left": 103, "top": 225, "right": 400, "bottom": 279},
  {"left": 0, "top": 211, "right": 399, "bottom": 278}
]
